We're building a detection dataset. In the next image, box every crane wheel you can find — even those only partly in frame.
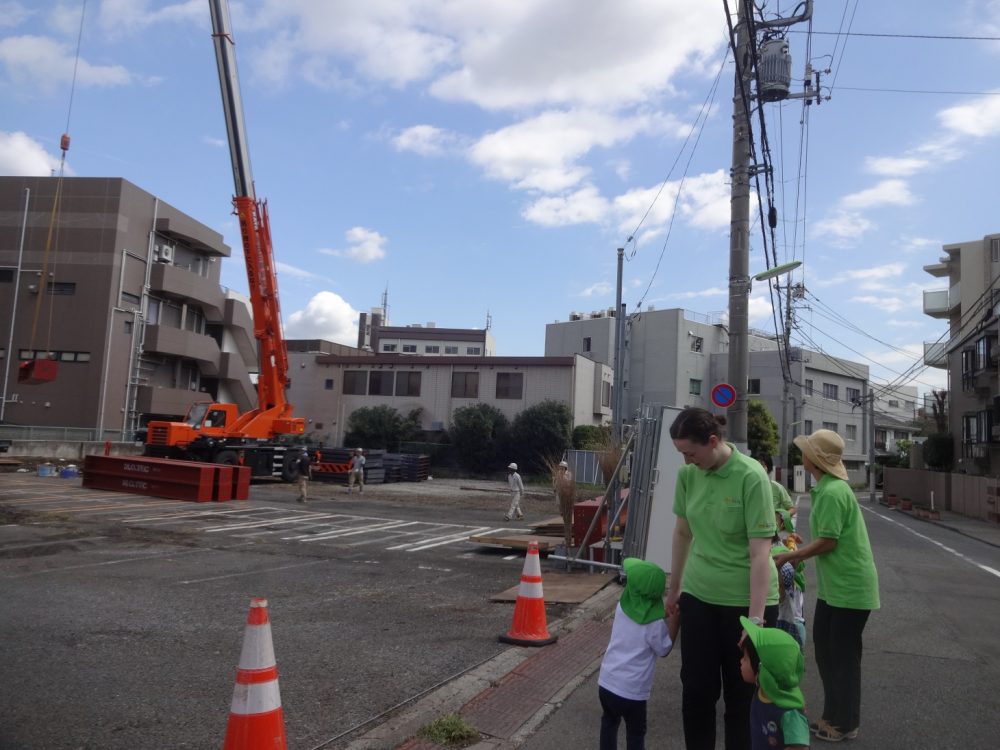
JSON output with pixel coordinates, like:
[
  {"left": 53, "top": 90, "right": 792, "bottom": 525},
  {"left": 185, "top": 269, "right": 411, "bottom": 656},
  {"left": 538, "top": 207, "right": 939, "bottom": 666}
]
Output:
[
  {"left": 215, "top": 450, "right": 239, "bottom": 466},
  {"left": 280, "top": 451, "right": 300, "bottom": 482}
]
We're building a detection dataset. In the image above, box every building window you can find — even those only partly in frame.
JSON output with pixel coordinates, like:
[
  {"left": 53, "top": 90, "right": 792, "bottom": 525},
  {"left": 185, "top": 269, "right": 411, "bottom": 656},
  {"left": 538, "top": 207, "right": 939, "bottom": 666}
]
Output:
[
  {"left": 324, "top": 378, "right": 334, "bottom": 390},
  {"left": 496, "top": 372, "right": 524, "bottom": 399},
  {"left": 689, "top": 378, "right": 702, "bottom": 395},
  {"left": 876, "top": 429, "right": 888, "bottom": 450},
  {"left": 846, "top": 424, "right": 857, "bottom": 441},
  {"left": 992, "top": 237, "right": 1000, "bottom": 262},
  {"left": 846, "top": 387, "right": 860, "bottom": 404},
  {"left": 445, "top": 346, "right": 458, "bottom": 355},
  {"left": 124, "top": 320, "right": 133, "bottom": 334},
  {"left": 402, "top": 344, "right": 417, "bottom": 353},
  {"left": 76, "top": 352, "right": 91, "bottom": 363},
  {"left": 395, "top": 371, "right": 421, "bottom": 397},
  {"left": 451, "top": 372, "right": 479, "bottom": 398},
  {"left": 368, "top": 371, "right": 394, "bottom": 395},
  {"left": 804, "top": 420, "right": 813, "bottom": 434},
  {"left": 583, "top": 337, "right": 592, "bottom": 353},
  {"left": 691, "top": 336, "right": 704, "bottom": 352},
  {"left": 343, "top": 371, "right": 367, "bottom": 395},
  {"left": 467, "top": 346, "right": 481, "bottom": 355},
  {"left": 822, "top": 383, "right": 838, "bottom": 400},
  {"left": 121, "top": 291, "right": 141, "bottom": 306},
  {"left": 748, "top": 378, "right": 760, "bottom": 395},
  {"left": 976, "top": 336, "right": 994, "bottom": 369},
  {"left": 382, "top": 344, "right": 397, "bottom": 352},
  {"left": 804, "top": 379, "right": 813, "bottom": 396},
  {"left": 0, "top": 269, "right": 13, "bottom": 282},
  {"left": 823, "top": 421, "right": 838, "bottom": 432},
  {"left": 905, "top": 400, "right": 915, "bottom": 411},
  {"left": 888, "top": 399, "right": 899, "bottom": 408},
  {"left": 602, "top": 380, "right": 611, "bottom": 407},
  {"left": 46, "top": 281, "right": 76, "bottom": 295},
  {"left": 425, "top": 345, "right": 440, "bottom": 353},
  {"left": 314, "top": 422, "right": 324, "bottom": 430}
]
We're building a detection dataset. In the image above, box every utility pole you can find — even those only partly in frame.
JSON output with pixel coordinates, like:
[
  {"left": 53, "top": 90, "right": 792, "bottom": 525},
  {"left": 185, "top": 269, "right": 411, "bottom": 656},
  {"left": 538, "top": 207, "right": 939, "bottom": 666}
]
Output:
[
  {"left": 613, "top": 247, "right": 625, "bottom": 442},
  {"left": 868, "top": 387, "right": 877, "bottom": 503},
  {"left": 726, "top": 0, "right": 753, "bottom": 452},
  {"left": 726, "top": 0, "right": 815, "bottom": 451},
  {"left": 777, "top": 281, "right": 804, "bottom": 484}
]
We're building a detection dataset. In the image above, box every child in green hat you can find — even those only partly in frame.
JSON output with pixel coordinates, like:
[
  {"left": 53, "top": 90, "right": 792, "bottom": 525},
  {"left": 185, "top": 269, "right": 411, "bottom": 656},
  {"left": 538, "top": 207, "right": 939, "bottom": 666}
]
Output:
[
  {"left": 739, "top": 617, "right": 810, "bottom": 749},
  {"left": 598, "top": 558, "right": 678, "bottom": 750}
]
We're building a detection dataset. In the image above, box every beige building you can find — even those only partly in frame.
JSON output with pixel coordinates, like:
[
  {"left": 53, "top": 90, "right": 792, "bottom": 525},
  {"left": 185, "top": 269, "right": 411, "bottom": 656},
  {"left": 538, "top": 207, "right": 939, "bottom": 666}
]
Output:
[
  {"left": 0, "top": 176, "right": 257, "bottom": 438},
  {"left": 285, "top": 344, "right": 611, "bottom": 445}
]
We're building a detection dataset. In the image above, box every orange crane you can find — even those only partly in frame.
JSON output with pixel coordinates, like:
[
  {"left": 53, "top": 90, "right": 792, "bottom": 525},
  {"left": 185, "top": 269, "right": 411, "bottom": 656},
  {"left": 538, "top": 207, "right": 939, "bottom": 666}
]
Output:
[{"left": 143, "top": 0, "right": 306, "bottom": 480}]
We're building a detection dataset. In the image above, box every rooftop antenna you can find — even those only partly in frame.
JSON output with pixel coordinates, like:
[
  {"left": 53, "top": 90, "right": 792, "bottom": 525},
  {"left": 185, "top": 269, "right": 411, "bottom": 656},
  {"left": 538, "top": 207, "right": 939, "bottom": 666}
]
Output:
[
  {"left": 485, "top": 310, "right": 492, "bottom": 330},
  {"left": 380, "top": 283, "right": 389, "bottom": 325}
]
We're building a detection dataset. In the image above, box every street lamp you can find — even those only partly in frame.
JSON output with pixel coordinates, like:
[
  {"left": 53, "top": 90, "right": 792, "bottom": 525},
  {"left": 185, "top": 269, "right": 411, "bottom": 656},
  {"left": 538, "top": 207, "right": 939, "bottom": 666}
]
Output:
[{"left": 727, "top": 259, "right": 802, "bottom": 453}]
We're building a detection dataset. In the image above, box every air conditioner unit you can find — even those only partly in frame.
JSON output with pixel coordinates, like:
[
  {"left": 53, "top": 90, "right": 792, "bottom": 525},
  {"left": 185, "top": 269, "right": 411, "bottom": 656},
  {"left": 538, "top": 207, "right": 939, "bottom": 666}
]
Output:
[{"left": 155, "top": 244, "right": 174, "bottom": 263}]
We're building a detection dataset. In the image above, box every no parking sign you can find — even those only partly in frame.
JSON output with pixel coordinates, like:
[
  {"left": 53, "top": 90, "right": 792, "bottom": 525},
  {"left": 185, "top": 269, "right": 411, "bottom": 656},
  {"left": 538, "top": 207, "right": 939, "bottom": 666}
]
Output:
[{"left": 711, "top": 383, "right": 737, "bottom": 409}]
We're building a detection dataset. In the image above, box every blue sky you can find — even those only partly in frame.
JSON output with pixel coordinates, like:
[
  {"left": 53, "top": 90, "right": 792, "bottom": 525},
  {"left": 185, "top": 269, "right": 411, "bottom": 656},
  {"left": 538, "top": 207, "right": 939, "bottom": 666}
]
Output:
[{"left": 4, "top": 1, "right": 1000, "bottom": 398}]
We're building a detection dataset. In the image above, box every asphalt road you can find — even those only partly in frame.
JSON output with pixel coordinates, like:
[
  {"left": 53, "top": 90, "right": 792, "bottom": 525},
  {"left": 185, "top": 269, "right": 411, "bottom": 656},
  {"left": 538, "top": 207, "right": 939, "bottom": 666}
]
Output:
[
  {"left": 0, "top": 474, "right": 570, "bottom": 749},
  {"left": 521, "top": 495, "right": 1000, "bottom": 749}
]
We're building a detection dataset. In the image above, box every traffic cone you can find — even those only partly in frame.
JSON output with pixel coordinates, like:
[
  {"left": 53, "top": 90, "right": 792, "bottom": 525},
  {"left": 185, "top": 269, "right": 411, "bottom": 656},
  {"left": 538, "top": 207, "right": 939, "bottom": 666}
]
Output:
[
  {"left": 223, "top": 597, "right": 287, "bottom": 750},
  {"left": 499, "top": 541, "right": 558, "bottom": 646}
]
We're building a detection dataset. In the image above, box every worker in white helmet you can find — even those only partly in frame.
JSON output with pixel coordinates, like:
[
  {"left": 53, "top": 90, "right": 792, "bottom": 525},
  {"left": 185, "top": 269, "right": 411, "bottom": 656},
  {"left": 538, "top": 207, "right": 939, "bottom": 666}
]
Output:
[
  {"left": 348, "top": 447, "right": 366, "bottom": 493},
  {"left": 505, "top": 462, "right": 524, "bottom": 521}
]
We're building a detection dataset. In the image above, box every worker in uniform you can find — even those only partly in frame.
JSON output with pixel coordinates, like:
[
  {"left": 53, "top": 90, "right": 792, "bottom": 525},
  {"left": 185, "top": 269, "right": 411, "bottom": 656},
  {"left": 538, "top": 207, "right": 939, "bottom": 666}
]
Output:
[
  {"left": 296, "top": 448, "right": 312, "bottom": 503},
  {"left": 348, "top": 447, "right": 366, "bottom": 493}
]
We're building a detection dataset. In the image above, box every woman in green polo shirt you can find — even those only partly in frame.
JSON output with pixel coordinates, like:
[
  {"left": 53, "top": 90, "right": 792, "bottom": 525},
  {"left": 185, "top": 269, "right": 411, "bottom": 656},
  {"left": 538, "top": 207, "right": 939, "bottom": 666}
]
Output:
[
  {"left": 774, "top": 429, "right": 880, "bottom": 743},
  {"left": 666, "top": 407, "right": 779, "bottom": 750}
]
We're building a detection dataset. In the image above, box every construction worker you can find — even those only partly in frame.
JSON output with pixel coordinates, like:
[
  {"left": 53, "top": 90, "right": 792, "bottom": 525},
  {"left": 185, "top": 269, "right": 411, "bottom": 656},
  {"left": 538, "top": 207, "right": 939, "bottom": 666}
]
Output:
[
  {"left": 348, "top": 447, "right": 366, "bottom": 493},
  {"left": 295, "top": 449, "right": 312, "bottom": 503},
  {"left": 505, "top": 462, "right": 524, "bottom": 521}
]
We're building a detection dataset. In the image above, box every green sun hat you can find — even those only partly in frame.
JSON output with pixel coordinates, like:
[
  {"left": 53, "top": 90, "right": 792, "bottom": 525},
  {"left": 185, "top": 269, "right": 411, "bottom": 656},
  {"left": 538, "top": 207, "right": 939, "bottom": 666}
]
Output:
[
  {"left": 620, "top": 558, "right": 666, "bottom": 625},
  {"left": 740, "top": 616, "right": 805, "bottom": 709}
]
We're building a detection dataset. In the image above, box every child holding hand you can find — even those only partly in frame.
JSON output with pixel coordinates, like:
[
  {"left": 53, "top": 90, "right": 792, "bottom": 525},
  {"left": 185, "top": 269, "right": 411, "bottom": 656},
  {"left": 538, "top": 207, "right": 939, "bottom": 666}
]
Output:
[{"left": 598, "top": 558, "right": 678, "bottom": 750}]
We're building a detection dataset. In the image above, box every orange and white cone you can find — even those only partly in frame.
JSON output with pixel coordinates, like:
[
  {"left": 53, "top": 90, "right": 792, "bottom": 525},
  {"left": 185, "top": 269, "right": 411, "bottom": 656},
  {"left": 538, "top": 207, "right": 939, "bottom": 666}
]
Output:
[
  {"left": 499, "top": 541, "right": 558, "bottom": 647},
  {"left": 223, "top": 597, "right": 287, "bottom": 750}
]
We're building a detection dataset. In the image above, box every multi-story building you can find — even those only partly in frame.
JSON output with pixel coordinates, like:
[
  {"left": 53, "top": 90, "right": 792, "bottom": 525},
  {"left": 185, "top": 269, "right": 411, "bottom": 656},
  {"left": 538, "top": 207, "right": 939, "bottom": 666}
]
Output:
[
  {"left": 546, "top": 307, "right": 890, "bottom": 483},
  {"left": 358, "top": 308, "right": 496, "bottom": 357},
  {"left": 0, "top": 177, "right": 257, "bottom": 438},
  {"left": 285, "top": 346, "right": 612, "bottom": 446},
  {"left": 923, "top": 233, "right": 1000, "bottom": 475}
]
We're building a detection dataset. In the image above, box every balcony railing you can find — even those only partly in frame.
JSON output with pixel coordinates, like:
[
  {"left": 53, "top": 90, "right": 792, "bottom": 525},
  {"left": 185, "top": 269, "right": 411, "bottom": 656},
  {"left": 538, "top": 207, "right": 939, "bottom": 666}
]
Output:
[{"left": 923, "top": 289, "right": 949, "bottom": 317}]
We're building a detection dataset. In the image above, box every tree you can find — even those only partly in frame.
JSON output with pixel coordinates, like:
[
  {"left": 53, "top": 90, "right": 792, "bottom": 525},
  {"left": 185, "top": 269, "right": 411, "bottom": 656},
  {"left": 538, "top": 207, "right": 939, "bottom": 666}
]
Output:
[
  {"left": 345, "top": 405, "right": 407, "bottom": 451},
  {"left": 573, "top": 424, "right": 610, "bottom": 450},
  {"left": 923, "top": 433, "right": 954, "bottom": 471},
  {"left": 449, "top": 403, "right": 509, "bottom": 474},
  {"left": 747, "top": 399, "right": 779, "bottom": 458},
  {"left": 506, "top": 400, "right": 574, "bottom": 475}
]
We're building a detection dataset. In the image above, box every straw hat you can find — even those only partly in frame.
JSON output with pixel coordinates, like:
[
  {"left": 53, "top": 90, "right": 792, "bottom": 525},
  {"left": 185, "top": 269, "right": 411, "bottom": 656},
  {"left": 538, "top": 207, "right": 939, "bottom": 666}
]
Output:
[{"left": 793, "top": 429, "right": 849, "bottom": 481}]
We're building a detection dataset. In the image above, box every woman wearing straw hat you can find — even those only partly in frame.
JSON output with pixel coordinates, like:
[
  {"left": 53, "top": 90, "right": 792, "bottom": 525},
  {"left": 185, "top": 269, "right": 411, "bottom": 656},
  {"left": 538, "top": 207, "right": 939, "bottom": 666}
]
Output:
[
  {"left": 774, "top": 429, "right": 880, "bottom": 743},
  {"left": 666, "top": 407, "right": 780, "bottom": 750}
]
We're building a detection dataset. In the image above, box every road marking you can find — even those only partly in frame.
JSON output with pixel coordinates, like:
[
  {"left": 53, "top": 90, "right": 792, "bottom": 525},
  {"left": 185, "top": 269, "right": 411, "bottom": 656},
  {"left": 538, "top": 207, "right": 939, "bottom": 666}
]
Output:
[
  {"left": 0, "top": 535, "right": 108, "bottom": 551},
  {"left": 863, "top": 505, "right": 1000, "bottom": 580},
  {"left": 202, "top": 512, "right": 344, "bottom": 532},
  {"left": 503, "top": 555, "right": 518, "bottom": 560},
  {"left": 405, "top": 527, "right": 492, "bottom": 552},
  {"left": 25, "top": 500, "right": 179, "bottom": 513},
  {"left": 291, "top": 520, "right": 420, "bottom": 542},
  {"left": 122, "top": 507, "right": 261, "bottom": 522},
  {"left": 2, "top": 548, "right": 213, "bottom": 577},
  {"left": 177, "top": 558, "right": 330, "bottom": 584}
]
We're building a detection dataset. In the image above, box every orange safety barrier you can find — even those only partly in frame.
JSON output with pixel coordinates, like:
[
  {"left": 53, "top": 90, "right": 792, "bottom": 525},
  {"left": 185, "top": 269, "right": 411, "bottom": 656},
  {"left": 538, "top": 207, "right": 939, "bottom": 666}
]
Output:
[
  {"left": 498, "top": 541, "right": 558, "bottom": 647},
  {"left": 223, "top": 598, "right": 287, "bottom": 750}
]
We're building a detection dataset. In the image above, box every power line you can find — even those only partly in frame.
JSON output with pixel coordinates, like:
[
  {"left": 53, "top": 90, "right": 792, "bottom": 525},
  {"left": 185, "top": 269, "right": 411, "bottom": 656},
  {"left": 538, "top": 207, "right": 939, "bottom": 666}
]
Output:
[
  {"left": 834, "top": 86, "right": 1000, "bottom": 96},
  {"left": 789, "top": 29, "right": 1000, "bottom": 41}
]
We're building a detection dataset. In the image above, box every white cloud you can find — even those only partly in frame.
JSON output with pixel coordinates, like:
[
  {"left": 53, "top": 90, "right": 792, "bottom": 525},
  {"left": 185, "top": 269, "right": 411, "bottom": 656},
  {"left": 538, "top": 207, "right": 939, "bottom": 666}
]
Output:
[
  {"left": 283, "top": 291, "right": 359, "bottom": 345},
  {"left": 0, "top": 35, "right": 133, "bottom": 89},
  {"left": 318, "top": 226, "right": 387, "bottom": 263},
  {"left": 392, "top": 125, "right": 458, "bottom": 156},
  {"left": 522, "top": 186, "right": 609, "bottom": 227},
  {"left": 0, "top": 131, "right": 63, "bottom": 175},
  {"left": 812, "top": 210, "right": 873, "bottom": 245},
  {"left": 864, "top": 155, "right": 929, "bottom": 177},
  {"left": 614, "top": 169, "right": 731, "bottom": 237},
  {"left": 276, "top": 262, "right": 325, "bottom": 281},
  {"left": 1, "top": 2, "right": 32, "bottom": 29},
  {"left": 670, "top": 287, "right": 727, "bottom": 300},
  {"left": 578, "top": 281, "right": 613, "bottom": 298},
  {"left": 938, "top": 93, "right": 1000, "bottom": 138},
  {"left": 849, "top": 295, "right": 910, "bottom": 313},
  {"left": 202, "top": 135, "right": 226, "bottom": 148},
  {"left": 748, "top": 295, "right": 775, "bottom": 326},
  {"left": 897, "top": 235, "right": 940, "bottom": 254},
  {"left": 96, "top": 0, "right": 204, "bottom": 37},
  {"left": 840, "top": 179, "right": 915, "bottom": 211},
  {"left": 886, "top": 319, "right": 921, "bottom": 328},
  {"left": 813, "top": 262, "right": 907, "bottom": 288}
]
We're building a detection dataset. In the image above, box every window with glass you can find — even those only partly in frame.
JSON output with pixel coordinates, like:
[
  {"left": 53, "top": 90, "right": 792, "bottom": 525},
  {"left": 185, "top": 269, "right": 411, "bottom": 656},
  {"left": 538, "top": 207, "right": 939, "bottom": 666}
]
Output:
[
  {"left": 748, "top": 378, "right": 761, "bottom": 394},
  {"left": 395, "top": 371, "right": 421, "bottom": 396},
  {"left": 691, "top": 336, "right": 704, "bottom": 352},
  {"left": 823, "top": 421, "right": 838, "bottom": 432},
  {"left": 846, "top": 387, "right": 860, "bottom": 404},
  {"left": 992, "top": 237, "right": 1000, "bottom": 262},
  {"left": 804, "top": 420, "right": 813, "bottom": 434},
  {"left": 46, "top": 281, "right": 75, "bottom": 295},
  {"left": 888, "top": 399, "right": 899, "bottom": 408},
  {"left": 845, "top": 424, "right": 857, "bottom": 441},
  {"left": 121, "top": 291, "right": 141, "bottom": 306},
  {"left": 583, "top": 337, "right": 592, "bottom": 353},
  {"left": 822, "top": 383, "right": 838, "bottom": 400},
  {"left": 382, "top": 344, "right": 397, "bottom": 352},
  {"left": 445, "top": 346, "right": 459, "bottom": 354},
  {"left": 496, "top": 372, "right": 524, "bottom": 399},
  {"left": 368, "top": 371, "right": 394, "bottom": 395},
  {"left": 343, "top": 371, "right": 367, "bottom": 394},
  {"left": 962, "top": 414, "right": 977, "bottom": 442},
  {"left": 467, "top": 346, "right": 482, "bottom": 355},
  {"left": 324, "top": 379, "right": 334, "bottom": 390},
  {"left": 402, "top": 344, "right": 417, "bottom": 353},
  {"left": 804, "top": 379, "right": 813, "bottom": 395},
  {"left": 689, "top": 378, "right": 702, "bottom": 395},
  {"left": 452, "top": 372, "right": 479, "bottom": 398},
  {"left": 876, "top": 429, "right": 887, "bottom": 450},
  {"left": 425, "top": 345, "right": 440, "bottom": 353},
  {"left": 602, "top": 381, "right": 611, "bottom": 407}
]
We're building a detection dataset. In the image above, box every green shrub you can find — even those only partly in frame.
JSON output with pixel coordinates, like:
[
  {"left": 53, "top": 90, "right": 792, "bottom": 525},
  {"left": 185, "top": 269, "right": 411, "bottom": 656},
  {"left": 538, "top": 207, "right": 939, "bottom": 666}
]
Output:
[
  {"left": 573, "top": 424, "right": 609, "bottom": 450},
  {"left": 506, "top": 400, "right": 573, "bottom": 475},
  {"left": 449, "top": 403, "right": 509, "bottom": 473},
  {"left": 417, "top": 714, "right": 479, "bottom": 747}
]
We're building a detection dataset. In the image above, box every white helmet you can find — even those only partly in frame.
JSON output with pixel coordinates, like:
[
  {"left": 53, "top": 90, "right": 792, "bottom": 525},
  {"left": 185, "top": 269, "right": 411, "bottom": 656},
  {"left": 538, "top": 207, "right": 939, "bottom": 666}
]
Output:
[{"left": 507, "top": 462, "right": 518, "bottom": 471}]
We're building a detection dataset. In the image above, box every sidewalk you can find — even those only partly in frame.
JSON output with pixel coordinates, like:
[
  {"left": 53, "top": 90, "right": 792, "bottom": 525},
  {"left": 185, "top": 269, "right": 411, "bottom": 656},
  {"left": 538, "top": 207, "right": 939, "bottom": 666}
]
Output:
[{"left": 360, "top": 507, "right": 1000, "bottom": 750}]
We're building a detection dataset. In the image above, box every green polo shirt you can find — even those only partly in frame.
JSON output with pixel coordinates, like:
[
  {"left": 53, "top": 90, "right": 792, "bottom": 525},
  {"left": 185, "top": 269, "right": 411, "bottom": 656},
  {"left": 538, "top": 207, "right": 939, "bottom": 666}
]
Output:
[
  {"left": 770, "top": 479, "right": 794, "bottom": 512},
  {"left": 673, "top": 444, "right": 779, "bottom": 607},
  {"left": 809, "top": 473, "right": 880, "bottom": 610}
]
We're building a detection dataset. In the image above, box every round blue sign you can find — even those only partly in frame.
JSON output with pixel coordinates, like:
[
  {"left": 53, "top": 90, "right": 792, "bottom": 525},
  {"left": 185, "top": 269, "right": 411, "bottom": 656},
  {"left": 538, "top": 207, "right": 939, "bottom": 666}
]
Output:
[{"left": 711, "top": 383, "right": 737, "bottom": 408}]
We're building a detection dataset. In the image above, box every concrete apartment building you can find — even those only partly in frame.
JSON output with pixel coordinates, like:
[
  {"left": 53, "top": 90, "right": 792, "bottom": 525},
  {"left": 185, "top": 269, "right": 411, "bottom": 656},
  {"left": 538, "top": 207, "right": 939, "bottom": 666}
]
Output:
[
  {"left": 0, "top": 176, "right": 257, "bottom": 438},
  {"left": 545, "top": 307, "right": 906, "bottom": 483},
  {"left": 924, "top": 232, "right": 1000, "bottom": 475},
  {"left": 357, "top": 308, "right": 496, "bottom": 356},
  {"left": 285, "top": 343, "right": 612, "bottom": 446}
]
